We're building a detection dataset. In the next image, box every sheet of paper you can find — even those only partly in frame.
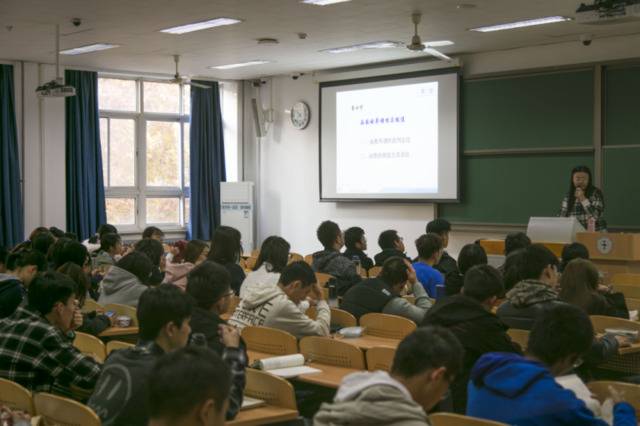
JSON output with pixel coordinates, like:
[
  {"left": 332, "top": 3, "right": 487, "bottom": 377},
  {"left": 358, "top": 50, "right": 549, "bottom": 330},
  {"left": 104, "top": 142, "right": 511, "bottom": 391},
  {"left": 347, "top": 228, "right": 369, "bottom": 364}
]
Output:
[{"left": 268, "top": 366, "right": 322, "bottom": 378}]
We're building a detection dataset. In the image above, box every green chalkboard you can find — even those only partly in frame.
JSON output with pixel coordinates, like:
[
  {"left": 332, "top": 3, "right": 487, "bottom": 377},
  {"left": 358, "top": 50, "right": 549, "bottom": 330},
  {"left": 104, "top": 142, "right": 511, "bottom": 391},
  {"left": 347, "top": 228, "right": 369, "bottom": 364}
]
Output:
[
  {"left": 463, "top": 70, "right": 594, "bottom": 151},
  {"left": 602, "top": 147, "right": 640, "bottom": 228},
  {"left": 440, "top": 69, "right": 595, "bottom": 225},
  {"left": 605, "top": 65, "right": 640, "bottom": 146},
  {"left": 440, "top": 154, "right": 594, "bottom": 225}
]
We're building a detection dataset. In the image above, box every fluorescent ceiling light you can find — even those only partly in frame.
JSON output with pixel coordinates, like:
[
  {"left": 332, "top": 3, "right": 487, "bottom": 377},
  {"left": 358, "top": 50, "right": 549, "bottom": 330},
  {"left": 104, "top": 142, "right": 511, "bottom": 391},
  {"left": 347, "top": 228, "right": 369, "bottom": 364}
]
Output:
[
  {"left": 470, "top": 16, "right": 571, "bottom": 32},
  {"left": 424, "top": 40, "right": 455, "bottom": 47},
  {"left": 301, "top": 0, "right": 351, "bottom": 5},
  {"left": 209, "top": 60, "right": 271, "bottom": 70},
  {"left": 160, "top": 18, "right": 242, "bottom": 34},
  {"left": 321, "top": 40, "right": 404, "bottom": 53},
  {"left": 60, "top": 43, "right": 119, "bottom": 55}
]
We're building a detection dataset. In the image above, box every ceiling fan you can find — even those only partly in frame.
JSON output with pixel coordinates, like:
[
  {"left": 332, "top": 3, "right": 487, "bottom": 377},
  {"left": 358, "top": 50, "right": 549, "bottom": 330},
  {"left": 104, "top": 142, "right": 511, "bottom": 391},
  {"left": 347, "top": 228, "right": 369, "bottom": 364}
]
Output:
[
  {"left": 151, "top": 55, "right": 210, "bottom": 89},
  {"left": 406, "top": 12, "right": 452, "bottom": 61}
]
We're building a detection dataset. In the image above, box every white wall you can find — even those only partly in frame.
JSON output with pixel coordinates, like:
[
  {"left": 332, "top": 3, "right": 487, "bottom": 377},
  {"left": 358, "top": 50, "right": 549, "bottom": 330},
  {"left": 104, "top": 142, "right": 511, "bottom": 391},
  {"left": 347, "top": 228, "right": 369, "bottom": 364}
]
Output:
[
  {"left": 244, "top": 32, "right": 640, "bottom": 258},
  {"left": 13, "top": 61, "right": 66, "bottom": 236}
]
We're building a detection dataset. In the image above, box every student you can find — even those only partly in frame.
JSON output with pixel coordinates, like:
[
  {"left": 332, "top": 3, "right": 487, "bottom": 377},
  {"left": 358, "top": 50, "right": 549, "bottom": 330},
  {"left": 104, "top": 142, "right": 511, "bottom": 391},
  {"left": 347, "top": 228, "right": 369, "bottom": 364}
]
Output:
[
  {"left": 412, "top": 234, "right": 445, "bottom": 298},
  {"left": 426, "top": 218, "right": 458, "bottom": 275},
  {"left": 560, "top": 242, "right": 590, "bottom": 272},
  {"left": 312, "top": 220, "right": 361, "bottom": 296},
  {"left": 0, "top": 250, "right": 46, "bottom": 318},
  {"left": 164, "top": 240, "right": 209, "bottom": 291},
  {"left": 502, "top": 248, "right": 526, "bottom": 293},
  {"left": 57, "top": 262, "right": 112, "bottom": 336},
  {"left": 341, "top": 257, "right": 432, "bottom": 323},
  {"left": 93, "top": 233, "right": 123, "bottom": 269},
  {"left": 32, "top": 231, "right": 55, "bottom": 257},
  {"left": 98, "top": 251, "right": 154, "bottom": 307},
  {"left": 444, "top": 243, "right": 488, "bottom": 296},
  {"left": 208, "top": 226, "right": 246, "bottom": 295},
  {"left": 342, "top": 226, "right": 374, "bottom": 271},
  {"left": 467, "top": 304, "right": 636, "bottom": 425},
  {"left": 314, "top": 326, "right": 463, "bottom": 426},
  {"left": 135, "top": 238, "right": 165, "bottom": 285},
  {"left": 49, "top": 226, "right": 66, "bottom": 240},
  {"left": 559, "top": 258, "right": 628, "bottom": 319},
  {"left": 240, "top": 236, "right": 290, "bottom": 298},
  {"left": 84, "top": 223, "right": 119, "bottom": 253},
  {"left": 499, "top": 232, "right": 531, "bottom": 274},
  {"left": 560, "top": 165, "right": 606, "bottom": 231},
  {"left": 88, "top": 284, "right": 192, "bottom": 426},
  {"left": 497, "top": 244, "right": 564, "bottom": 330},
  {"left": 374, "top": 229, "right": 410, "bottom": 266},
  {"left": 147, "top": 346, "right": 231, "bottom": 426},
  {"left": 422, "top": 265, "right": 521, "bottom": 413},
  {"left": 0, "top": 272, "right": 101, "bottom": 394},
  {"left": 50, "top": 239, "right": 91, "bottom": 272},
  {"left": 142, "top": 226, "right": 165, "bottom": 242},
  {"left": 186, "top": 261, "right": 247, "bottom": 420},
  {"left": 229, "top": 261, "right": 330, "bottom": 338}
]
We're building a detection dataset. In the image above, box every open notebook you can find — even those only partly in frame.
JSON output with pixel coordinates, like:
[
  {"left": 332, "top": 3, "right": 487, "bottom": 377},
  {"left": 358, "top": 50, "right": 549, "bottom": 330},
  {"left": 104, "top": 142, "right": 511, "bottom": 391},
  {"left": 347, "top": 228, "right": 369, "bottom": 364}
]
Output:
[
  {"left": 240, "top": 396, "right": 267, "bottom": 411},
  {"left": 254, "top": 354, "right": 322, "bottom": 378}
]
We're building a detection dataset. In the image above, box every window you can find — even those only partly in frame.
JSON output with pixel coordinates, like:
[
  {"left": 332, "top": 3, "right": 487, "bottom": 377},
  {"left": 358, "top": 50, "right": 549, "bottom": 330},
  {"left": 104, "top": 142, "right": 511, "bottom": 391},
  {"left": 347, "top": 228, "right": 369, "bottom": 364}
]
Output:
[{"left": 99, "top": 77, "right": 239, "bottom": 232}]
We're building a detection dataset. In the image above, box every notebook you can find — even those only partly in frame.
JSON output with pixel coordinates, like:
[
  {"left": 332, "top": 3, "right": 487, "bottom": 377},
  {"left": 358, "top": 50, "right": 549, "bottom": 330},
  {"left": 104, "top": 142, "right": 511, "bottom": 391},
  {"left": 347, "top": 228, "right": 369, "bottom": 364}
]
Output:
[
  {"left": 254, "top": 354, "right": 322, "bottom": 378},
  {"left": 240, "top": 396, "right": 267, "bottom": 411}
]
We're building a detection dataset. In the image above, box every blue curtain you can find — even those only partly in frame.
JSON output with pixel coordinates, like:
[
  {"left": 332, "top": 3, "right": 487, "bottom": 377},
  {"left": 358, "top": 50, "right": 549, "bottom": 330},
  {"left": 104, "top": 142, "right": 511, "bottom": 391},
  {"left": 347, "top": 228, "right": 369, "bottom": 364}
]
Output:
[
  {"left": 65, "top": 70, "right": 106, "bottom": 241},
  {"left": 189, "top": 80, "right": 226, "bottom": 240},
  {"left": 0, "top": 65, "right": 24, "bottom": 247}
]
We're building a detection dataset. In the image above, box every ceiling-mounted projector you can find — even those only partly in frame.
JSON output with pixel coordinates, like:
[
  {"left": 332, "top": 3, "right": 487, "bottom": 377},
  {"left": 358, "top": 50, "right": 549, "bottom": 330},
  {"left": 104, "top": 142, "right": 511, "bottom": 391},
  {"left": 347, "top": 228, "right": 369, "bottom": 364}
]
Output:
[
  {"left": 576, "top": 0, "right": 640, "bottom": 24},
  {"left": 36, "top": 78, "right": 76, "bottom": 98},
  {"left": 37, "top": 24, "right": 76, "bottom": 99}
]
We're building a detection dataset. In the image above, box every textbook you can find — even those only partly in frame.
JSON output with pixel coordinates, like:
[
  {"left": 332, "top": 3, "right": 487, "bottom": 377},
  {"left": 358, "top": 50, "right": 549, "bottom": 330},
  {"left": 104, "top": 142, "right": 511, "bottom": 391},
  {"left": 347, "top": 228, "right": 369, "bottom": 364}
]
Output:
[{"left": 253, "top": 354, "right": 322, "bottom": 378}]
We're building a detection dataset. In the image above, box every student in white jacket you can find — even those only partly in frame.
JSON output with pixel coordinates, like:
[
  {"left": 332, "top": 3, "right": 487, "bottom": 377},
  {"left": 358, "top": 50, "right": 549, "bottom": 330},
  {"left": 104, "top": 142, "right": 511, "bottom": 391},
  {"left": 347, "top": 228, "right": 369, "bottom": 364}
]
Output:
[
  {"left": 229, "top": 261, "right": 330, "bottom": 338},
  {"left": 239, "top": 236, "right": 290, "bottom": 299}
]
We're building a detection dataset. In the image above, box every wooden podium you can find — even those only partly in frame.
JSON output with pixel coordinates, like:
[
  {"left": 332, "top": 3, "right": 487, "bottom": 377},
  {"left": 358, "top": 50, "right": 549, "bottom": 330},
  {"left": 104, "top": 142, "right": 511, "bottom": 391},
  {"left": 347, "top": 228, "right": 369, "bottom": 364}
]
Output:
[{"left": 576, "top": 232, "right": 640, "bottom": 284}]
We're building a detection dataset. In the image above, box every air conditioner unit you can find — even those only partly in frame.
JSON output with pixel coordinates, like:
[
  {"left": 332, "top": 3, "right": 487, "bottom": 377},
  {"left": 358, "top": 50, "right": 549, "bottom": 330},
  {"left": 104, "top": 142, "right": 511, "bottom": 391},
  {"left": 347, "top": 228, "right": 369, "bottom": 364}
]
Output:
[
  {"left": 576, "top": 1, "right": 640, "bottom": 24},
  {"left": 220, "top": 182, "right": 255, "bottom": 253}
]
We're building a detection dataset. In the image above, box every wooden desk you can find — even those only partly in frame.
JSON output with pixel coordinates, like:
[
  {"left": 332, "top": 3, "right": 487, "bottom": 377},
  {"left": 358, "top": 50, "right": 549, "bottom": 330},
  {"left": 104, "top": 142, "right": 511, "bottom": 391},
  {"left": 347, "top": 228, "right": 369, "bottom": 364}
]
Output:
[
  {"left": 296, "top": 362, "right": 358, "bottom": 388},
  {"left": 618, "top": 342, "right": 640, "bottom": 355},
  {"left": 98, "top": 326, "right": 138, "bottom": 338},
  {"left": 227, "top": 405, "right": 298, "bottom": 425},
  {"left": 334, "top": 334, "right": 400, "bottom": 351}
]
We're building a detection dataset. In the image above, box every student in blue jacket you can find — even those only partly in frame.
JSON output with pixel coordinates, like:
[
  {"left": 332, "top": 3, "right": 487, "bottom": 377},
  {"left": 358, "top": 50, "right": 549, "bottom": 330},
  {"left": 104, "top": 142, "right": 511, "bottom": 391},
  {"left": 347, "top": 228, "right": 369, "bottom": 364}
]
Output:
[{"left": 467, "top": 304, "right": 636, "bottom": 426}]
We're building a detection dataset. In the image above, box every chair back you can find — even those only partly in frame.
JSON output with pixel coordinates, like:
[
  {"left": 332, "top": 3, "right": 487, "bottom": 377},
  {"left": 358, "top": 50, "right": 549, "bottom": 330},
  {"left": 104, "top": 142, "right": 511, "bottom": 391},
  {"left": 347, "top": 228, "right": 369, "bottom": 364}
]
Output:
[
  {"left": 304, "top": 254, "right": 313, "bottom": 266},
  {"left": 73, "top": 332, "right": 106, "bottom": 363},
  {"left": 81, "top": 299, "right": 102, "bottom": 314},
  {"left": 590, "top": 315, "right": 640, "bottom": 334},
  {"left": 289, "top": 252, "right": 304, "bottom": 263},
  {"left": 507, "top": 329, "right": 530, "bottom": 351},
  {"left": 430, "top": 413, "right": 509, "bottom": 426},
  {"left": 245, "top": 257, "right": 258, "bottom": 271},
  {"left": 106, "top": 340, "right": 135, "bottom": 355},
  {"left": 245, "top": 368, "right": 297, "bottom": 410},
  {"left": 0, "top": 378, "right": 34, "bottom": 414},
  {"left": 366, "top": 346, "right": 396, "bottom": 372},
  {"left": 34, "top": 392, "right": 101, "bottom": 426},
  {"left": 612, "top": 273, "right": 640, "bottom": 286},
  {"left": 368, "top": 266, "right": 382, "bottom": 277},
  {"left": 241, "top": 326, "right": 298, "bottom": 355},
  {"left": 300, "top": 336, "right": 365, "bottom": 369},
  {"left": 588, "top": 381, "right": 640, "bottom": 418},
  {"left": 613, "top": 283, "right": 640, "bottom": 299},
  {"left": 330, "top": 308, "right": 357, "bottom": 328},
  {"left": 359, "top": 313, "right": 416, "bottom": 339},
  {"left": 315, "top": 272, "right": 334, "bottom": 287},
  {"left": 103, "top": 303, "right": 138, "bottom": 326}
]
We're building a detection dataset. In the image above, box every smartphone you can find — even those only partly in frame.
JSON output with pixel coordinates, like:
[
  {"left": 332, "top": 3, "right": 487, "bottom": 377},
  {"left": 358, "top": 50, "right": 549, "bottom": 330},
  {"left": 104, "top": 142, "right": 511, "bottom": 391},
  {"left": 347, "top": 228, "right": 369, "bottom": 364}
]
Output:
[{"left": 105, "top": 311, "right": 115, "bottom": 318}]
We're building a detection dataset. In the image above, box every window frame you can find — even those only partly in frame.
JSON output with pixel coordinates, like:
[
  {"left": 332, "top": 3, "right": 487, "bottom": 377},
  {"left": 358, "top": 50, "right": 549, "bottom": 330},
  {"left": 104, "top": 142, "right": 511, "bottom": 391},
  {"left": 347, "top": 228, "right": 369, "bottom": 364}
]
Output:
[{"left": 99, "top": 75, "right": 190, "bottom": 233}]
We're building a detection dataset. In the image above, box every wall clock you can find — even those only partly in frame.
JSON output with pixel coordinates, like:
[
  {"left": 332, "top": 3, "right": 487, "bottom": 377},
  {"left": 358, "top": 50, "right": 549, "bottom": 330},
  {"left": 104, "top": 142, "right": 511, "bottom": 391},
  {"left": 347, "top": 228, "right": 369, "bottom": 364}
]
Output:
[{"left": 290, "top": 101, "right": 310, "bottom": 130}]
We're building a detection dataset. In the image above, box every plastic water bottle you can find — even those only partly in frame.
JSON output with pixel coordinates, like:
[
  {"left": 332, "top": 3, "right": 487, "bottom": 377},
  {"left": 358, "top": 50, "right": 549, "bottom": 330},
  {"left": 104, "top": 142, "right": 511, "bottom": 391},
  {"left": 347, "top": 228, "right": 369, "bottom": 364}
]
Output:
[
  {"left": 352, "top": 255, "right": 362, "bottom": 276},
  {"left": 587, "top": 217, "right": 596, "bottom": 232}
]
